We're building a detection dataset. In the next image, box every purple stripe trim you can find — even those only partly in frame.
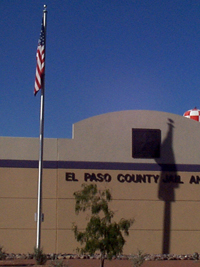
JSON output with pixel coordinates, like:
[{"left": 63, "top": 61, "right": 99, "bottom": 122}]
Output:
[{"left": 0, "top": 160, "right": 200, "bottom": 172}]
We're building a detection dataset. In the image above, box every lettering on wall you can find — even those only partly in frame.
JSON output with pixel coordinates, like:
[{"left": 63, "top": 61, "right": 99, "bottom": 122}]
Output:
[
  {"left": 84, "top": 173, "right": 112, "bottom": 182},
  {"left": 117, "top": 174, "right": 159, "bottom": 183},
  {"left": 189, "top": 176, "right": 200, "bottom": 184},
  {"left": 66, "top": 172, "right": 78, "bottom": 182},
  {"left": 65, "top": 172, "right": 200, "bottom": 185}
]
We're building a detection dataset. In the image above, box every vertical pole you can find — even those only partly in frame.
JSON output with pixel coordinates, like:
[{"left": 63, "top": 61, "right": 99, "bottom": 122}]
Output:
[{"left": 36, "top": 5, "right": 47, "bottom": 250}]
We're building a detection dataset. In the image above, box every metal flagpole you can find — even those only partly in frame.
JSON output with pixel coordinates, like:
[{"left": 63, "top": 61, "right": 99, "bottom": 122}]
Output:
[{"left": 36, "top": 4, "right": 47, "bottom": 250}]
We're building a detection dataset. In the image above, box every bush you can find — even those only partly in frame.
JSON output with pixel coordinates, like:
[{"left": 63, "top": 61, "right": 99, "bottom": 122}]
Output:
[
  {"left": 193, "top": 252, "right": 199, "bottom": 261},
  {"left": 130, "top": 250, "right": 145, "bottom": 267},
  {"left": 50, "top": 259, "right": 70, "bottom": 267},
  {"left": 34, "top": 246, "right": 47, "bottom": 265},
  {"left": 0, "top": 246, "right": 6, "bottom": 260}
]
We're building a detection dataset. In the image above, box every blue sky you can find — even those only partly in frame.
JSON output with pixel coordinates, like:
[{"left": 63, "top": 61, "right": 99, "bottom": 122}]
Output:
[{"left": 1, "top": 0, "right": 200, "bottom": 138}]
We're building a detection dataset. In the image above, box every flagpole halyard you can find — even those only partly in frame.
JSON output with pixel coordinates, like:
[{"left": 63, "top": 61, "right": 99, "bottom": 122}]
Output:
[{"left": 36, "top": 4, "right": 47, "bottom": 250}]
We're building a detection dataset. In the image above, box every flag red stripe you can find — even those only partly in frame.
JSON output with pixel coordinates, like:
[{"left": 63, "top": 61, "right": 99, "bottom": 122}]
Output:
[{"left": 34, "top": 19, "right": 45, "bottom": 96}]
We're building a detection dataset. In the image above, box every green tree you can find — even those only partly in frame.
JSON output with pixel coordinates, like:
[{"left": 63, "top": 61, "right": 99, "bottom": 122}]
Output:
[{"left": 72, "top": 184, "right": 134, "bottom": 267}]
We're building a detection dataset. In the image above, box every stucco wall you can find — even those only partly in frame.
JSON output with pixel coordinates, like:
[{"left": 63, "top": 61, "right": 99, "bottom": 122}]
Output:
[{"left": 1, "top": 110, "right": 200, "bottom": 254}]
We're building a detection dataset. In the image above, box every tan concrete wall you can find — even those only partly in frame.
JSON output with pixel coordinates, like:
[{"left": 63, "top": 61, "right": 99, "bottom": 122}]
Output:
[
  {"left": 1, "top": 111, "right": 200, "bottom": 255},
  {"left": 57, "top": 169, "right": 200, "bottom": 255},
  {"left": 0, "top": 168, "right": 57, "bottom": 253},
  {"left": 1, "top": 167, "right": 200, "bottom": 254},
  {"left": 58, "top": 110, "right": 200, "bottom": 164}
]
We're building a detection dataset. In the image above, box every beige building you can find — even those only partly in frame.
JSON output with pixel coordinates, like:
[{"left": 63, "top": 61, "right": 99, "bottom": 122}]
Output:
[{"left": 1, "top": 110, "right": 200, "bottom": 255}]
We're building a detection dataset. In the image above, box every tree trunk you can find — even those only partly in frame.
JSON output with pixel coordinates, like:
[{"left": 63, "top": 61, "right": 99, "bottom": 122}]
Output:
[{"left": 100, "top": 254, "right": 105, "bottom": 267}]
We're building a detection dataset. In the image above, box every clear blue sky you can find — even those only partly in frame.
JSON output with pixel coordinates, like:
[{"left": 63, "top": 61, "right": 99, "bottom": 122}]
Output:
[{"left": 1, "top": 0, "right": 200, "bottom": 138}]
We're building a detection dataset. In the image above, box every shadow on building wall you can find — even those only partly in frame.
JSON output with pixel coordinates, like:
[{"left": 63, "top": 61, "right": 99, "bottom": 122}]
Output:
[{"left": 155, "top": 119, "right": 181, "bottom": 254}]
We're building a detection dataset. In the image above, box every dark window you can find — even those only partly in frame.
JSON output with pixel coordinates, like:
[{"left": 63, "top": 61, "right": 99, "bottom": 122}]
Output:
[{"left": 132, "top": 129, "right": 161, "bottom": 158}]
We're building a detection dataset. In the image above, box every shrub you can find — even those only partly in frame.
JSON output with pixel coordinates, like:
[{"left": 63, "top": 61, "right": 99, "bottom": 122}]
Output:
[
  {"left": 50, "top": 259, "right": 70, "bottom": 267},
  {"left": 130, "top": 250, "right": 145, "bottom": 267},
  {"left": 0, "top": 246, "right": 6, "bottom": 260},
  {"left": 34, "top": 246, "right": 47, "bottom": 265}
]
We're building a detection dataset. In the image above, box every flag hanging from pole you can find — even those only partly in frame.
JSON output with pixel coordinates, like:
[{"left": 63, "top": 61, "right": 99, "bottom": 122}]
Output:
[
  {"left": 35, "top": 5, "right": 47, "bottom": 250},
  {"left": 34, "top": 19, "right": 45, "bottom": 96}
]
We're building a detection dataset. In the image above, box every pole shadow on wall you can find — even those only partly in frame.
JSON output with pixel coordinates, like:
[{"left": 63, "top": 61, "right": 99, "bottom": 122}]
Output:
[{"left": 155, "top": 119, "right": 181, "bottom": 254}]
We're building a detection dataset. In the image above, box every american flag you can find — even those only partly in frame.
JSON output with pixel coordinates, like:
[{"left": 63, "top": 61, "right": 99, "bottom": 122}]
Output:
[{"left": 34, "top": 19, "right": 45, "bottom": 96}]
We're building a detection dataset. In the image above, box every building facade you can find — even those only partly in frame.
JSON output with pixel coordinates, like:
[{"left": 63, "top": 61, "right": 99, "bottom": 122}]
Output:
[{"left": 1, "top": 110, "right": 200, "bottom": 255}]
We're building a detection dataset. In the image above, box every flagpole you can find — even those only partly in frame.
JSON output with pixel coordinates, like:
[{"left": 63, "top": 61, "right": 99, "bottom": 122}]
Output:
[{"left": 36, "top": 4, "right": 47, "bottom": 250}]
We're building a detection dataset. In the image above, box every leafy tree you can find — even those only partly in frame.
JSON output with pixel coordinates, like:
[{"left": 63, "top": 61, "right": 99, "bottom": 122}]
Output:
[{"left": 72, "top": 184, "right": 134, "bottom": 267}]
